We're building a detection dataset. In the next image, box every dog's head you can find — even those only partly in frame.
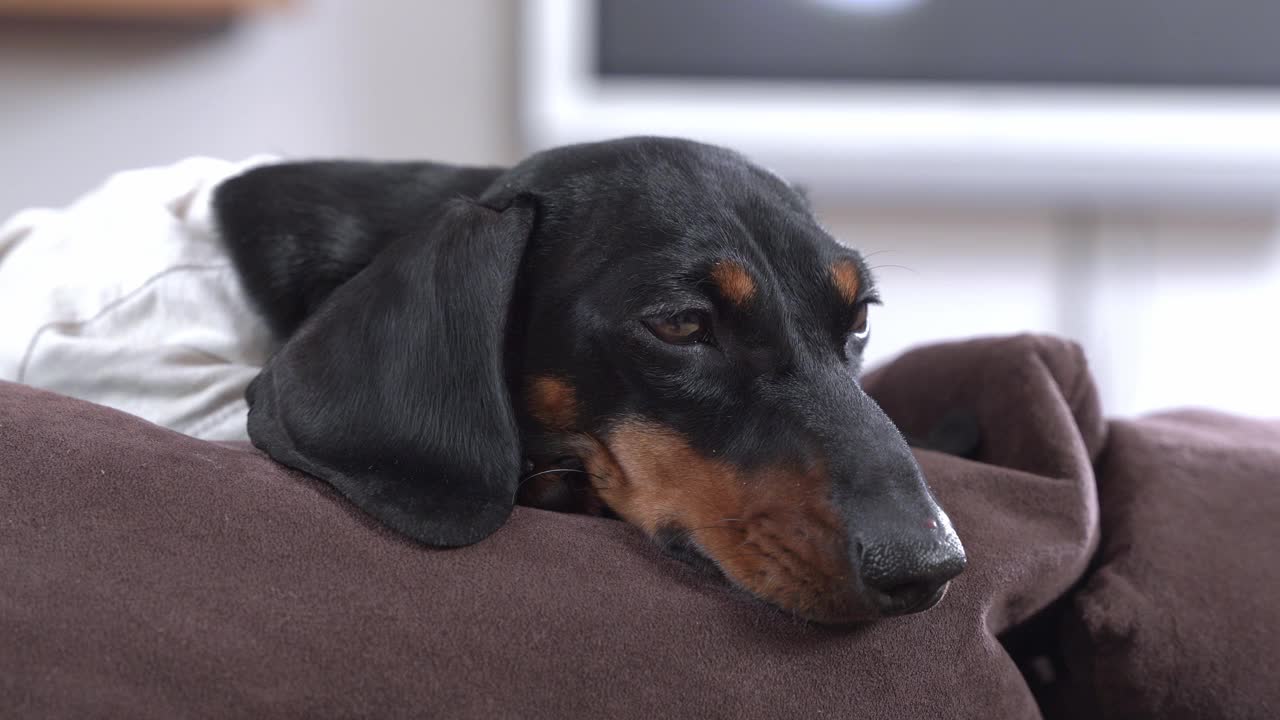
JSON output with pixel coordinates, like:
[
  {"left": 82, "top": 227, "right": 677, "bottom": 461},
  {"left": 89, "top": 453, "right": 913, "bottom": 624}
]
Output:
[{"left": 217, "top": 137, "right": 964, "bottom": 624}]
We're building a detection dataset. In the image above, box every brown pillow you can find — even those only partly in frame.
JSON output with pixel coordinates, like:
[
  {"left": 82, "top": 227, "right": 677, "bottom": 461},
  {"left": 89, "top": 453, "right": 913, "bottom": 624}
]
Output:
[
  {"left": 0, "top": 334, "right": 1102, "bottom": 719},
  {"left": 1059, "top": 411, "right": 1280, "bottom": 720}
]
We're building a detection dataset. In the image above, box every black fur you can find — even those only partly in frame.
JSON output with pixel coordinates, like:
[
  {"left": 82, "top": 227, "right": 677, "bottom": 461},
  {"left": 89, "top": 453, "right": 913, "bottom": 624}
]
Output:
[
  {"left": 216, "top": 161, "right": 503, "bottom": 338},
  {"left": 217, "top": 168, "right": 527, "bottom": 547},
  {"left": 213, "top": 137, "right": 968, "bottom": 599}
]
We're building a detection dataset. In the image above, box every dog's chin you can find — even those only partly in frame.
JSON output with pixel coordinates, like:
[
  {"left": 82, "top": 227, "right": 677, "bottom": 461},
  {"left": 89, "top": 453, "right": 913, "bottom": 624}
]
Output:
[
  {"left": 756, "top": 583, "right": 948, "bottom": 626},
  {"left": 655, "top": 533, "right": 949, "bottom": 625},
  {"left": 768, "top": 579, "right": 952, "bottom": 625}
]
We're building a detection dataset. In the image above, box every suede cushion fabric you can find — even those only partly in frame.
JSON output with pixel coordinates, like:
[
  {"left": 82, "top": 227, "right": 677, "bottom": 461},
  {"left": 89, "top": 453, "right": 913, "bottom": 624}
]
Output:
[
  {"left": 4, "top": 334, "right": 1269, "bottom": 718},
  {"left": 1058, "top": 411, "right": 1280, "bottom": 720}
]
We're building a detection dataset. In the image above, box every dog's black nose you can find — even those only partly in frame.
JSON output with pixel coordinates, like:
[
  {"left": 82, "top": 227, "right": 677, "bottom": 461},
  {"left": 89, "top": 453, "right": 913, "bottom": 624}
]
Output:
[{"left": 857, "top": 515, "right": 967, "bottom": 616}]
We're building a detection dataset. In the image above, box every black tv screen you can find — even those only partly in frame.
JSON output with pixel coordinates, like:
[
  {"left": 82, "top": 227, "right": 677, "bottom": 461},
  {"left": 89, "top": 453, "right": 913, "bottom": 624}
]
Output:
[{"left": 597, "top": 0, "right": 1280, "bottom": 88}]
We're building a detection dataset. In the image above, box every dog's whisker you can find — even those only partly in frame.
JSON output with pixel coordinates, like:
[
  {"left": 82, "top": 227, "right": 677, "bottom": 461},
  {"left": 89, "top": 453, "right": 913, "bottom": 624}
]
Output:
[
  {"left": 517, "top": 467, "right": 582, "bottom": 485},
  {"left": 517, "top": 467, "right": 610, "bottom": 486},
  {"left": 867, "top": 263, "right": 919, "bottom": 275}
]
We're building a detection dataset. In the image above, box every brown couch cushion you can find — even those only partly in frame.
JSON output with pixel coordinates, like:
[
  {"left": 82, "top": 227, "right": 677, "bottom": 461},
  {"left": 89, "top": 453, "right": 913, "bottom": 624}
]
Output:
[
  {"left": 1, "top": 335, "right": 1103, "bottom": 719},
  {"left": 1059, "top": 411, "right": 1280, "bottom": 720}
]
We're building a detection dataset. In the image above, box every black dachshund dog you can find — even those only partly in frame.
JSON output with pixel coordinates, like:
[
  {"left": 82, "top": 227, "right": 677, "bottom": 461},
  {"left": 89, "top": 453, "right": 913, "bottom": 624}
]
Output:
[{"left": 213, "top": 136, "right": 965, "bottom": 623}]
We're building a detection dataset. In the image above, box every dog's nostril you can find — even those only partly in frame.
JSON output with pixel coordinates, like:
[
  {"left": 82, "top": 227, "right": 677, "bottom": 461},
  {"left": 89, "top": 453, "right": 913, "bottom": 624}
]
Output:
[
  {"left": 858, "top": 537, "right": 965, "bottom": 616},
  {"left": 878, "top": 580, "right": 934, "bottom": 605},
  {"left": 865, "top": 576, "right": 950, "bottom": 616}
]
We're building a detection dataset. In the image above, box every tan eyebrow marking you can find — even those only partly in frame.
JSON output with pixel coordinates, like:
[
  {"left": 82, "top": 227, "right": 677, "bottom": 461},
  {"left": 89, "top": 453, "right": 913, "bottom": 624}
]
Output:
[
  {"left": 710, "top": 260, "right": 757, "bottom": 307},
  {"left": 830, "top": 260, "right": 861, "bottom": 305}
]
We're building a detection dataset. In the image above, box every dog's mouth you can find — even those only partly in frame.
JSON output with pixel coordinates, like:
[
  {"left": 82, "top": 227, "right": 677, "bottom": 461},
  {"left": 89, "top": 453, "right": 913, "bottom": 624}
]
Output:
[
  {"left": 521, "top": 430, "right": 958, "bottom": 625},
  {"left": 654, "top": 526, "right": 724, "bottom": 577},
  {"left": 517, "top": 453, "right": 614, "bottom": 517}
]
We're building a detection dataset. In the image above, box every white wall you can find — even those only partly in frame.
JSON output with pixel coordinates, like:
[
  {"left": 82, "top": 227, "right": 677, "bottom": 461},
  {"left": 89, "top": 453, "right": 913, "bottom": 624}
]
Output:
[
  {"left": 823, "top": 204, "right": 1280, "bottom": 417},
  {"left": 1, "top": 0, "right": 1276, "bottom": 417},
  {"left": 0, "top": 0, "right": 520, "bottom": 218}
]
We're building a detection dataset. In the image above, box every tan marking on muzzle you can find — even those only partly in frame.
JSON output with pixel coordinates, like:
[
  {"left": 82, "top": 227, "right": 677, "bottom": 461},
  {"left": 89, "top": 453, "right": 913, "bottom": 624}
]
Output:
[{"left": 575, "top": 419, "right": 870, "bottom": 622}]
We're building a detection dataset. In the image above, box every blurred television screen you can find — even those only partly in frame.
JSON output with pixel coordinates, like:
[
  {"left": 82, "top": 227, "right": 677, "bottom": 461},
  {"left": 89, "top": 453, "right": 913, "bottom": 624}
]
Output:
[
  {"left": 524, "top": 0, "right": 1280, "bottom": 205},
  {"left": 597, "top": 0, "right": 1280, "bottom": 87}
]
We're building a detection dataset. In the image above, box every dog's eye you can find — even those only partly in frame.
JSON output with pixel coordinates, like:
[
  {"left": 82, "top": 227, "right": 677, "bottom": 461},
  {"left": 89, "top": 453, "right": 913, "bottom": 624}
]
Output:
[
  {"left": 851, "top": 303, "right": 870, "bottom": 340},
  {"left": 646, "top": 310, "right": 709, "bottom": 345}
]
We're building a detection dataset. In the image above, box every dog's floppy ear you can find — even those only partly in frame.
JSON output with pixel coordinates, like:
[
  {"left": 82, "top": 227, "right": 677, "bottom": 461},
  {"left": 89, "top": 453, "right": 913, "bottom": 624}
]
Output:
[
  {"left": 215, "top": 161, "right": 505, "bottom": 337},
  {"left": 242, "top": 194, "right": 536, "bottom": 547}
]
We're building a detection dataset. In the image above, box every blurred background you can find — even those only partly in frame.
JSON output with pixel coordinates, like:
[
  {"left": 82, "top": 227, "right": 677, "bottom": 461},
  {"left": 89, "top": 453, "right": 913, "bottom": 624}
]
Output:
[{"left": 2, "top": 0, "right": 1278, "bottom": 417}]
